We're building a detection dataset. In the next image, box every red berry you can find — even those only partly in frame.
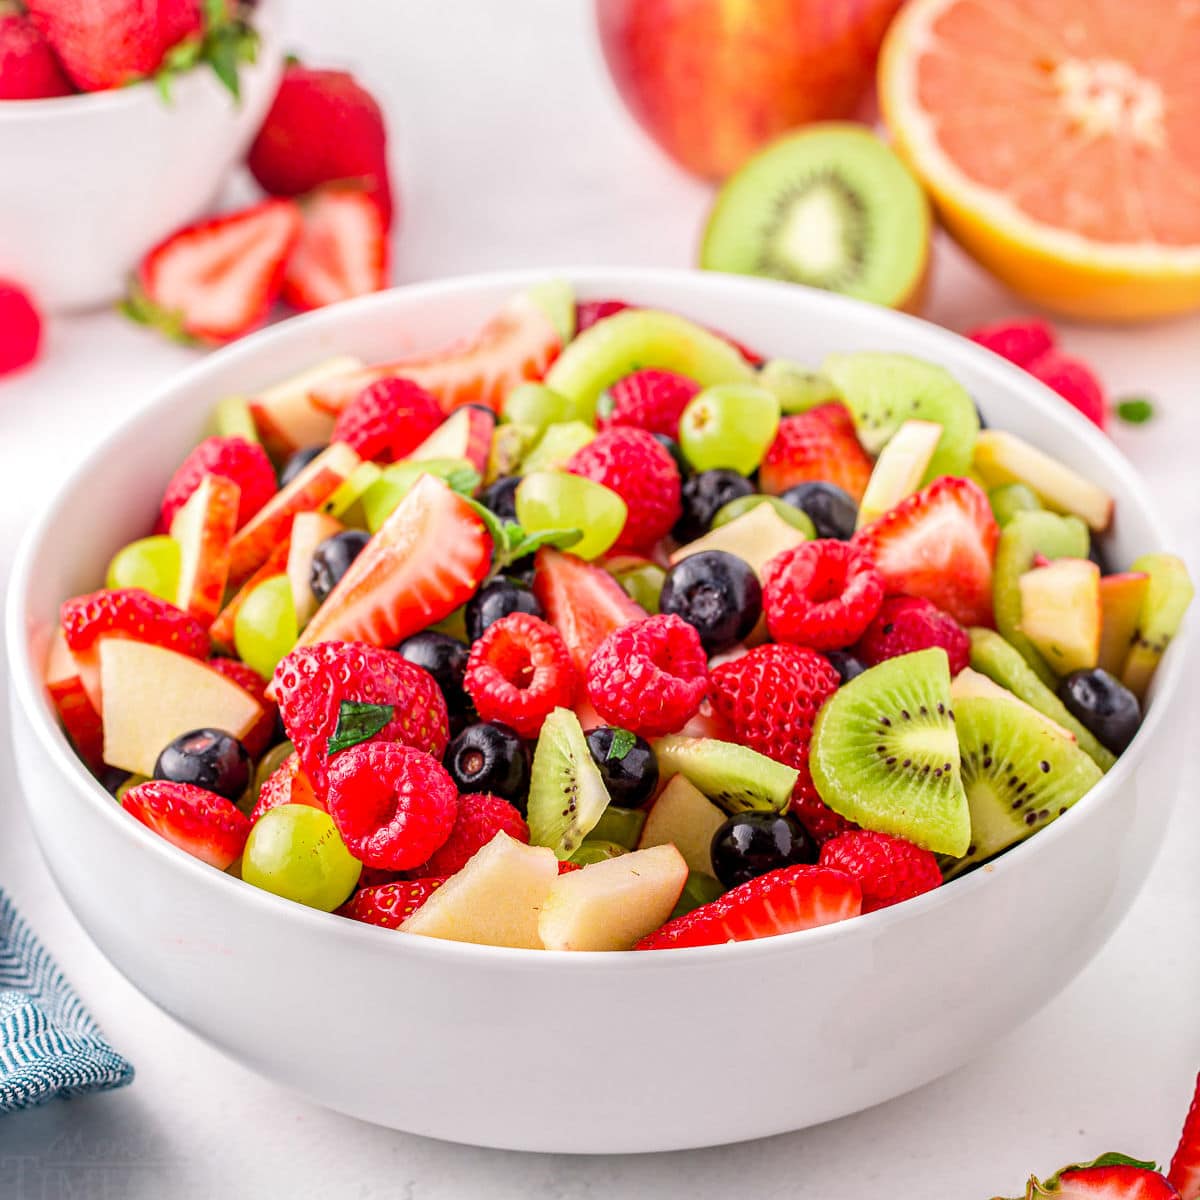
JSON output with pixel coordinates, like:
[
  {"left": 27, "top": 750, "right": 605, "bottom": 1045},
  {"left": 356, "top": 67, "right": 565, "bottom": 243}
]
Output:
[
  {"left": 819, "top": 831, "right": 942, "bottom": 913},
  {"left": 272, "top": 642, "right": 449, "bottom": 796},
  {"left": 762, "top": 540, "right": 884, "bottom": 650},
  {"left": 208, "top": 656, "right": 277, "bottom": 757},
  {"left": 586, "top": 614, "right": 709, "bottom": 738},
  {"left": 156, "top": 435, "right": 277, "bottom": 534},
  {"left": 566, "top": 427, "right": 682, "bottom": 552},
  {"left": 122, "top": 779, "right": 250, "bottom": 870},
  {"left": 0, "top": 12, "right": 73, "bottom": 99},
  {"left": 576, "top": 299, "right": 630, "bottom": 331},
  {"left": 855, "top": 596, "right": 970, "bottom": 676},
  {"left": 464, "top": 612, "right": 576, "bottom": 740},
  {"left": 759, "top": 405, "right": 874, "bottom": 502},
  {"left": 249, "top": 752, "right": 320, "bottom": 823},
  {"left": 1027, "top": 351, "right": 1107, "bottom": 430},
  {"left": 1169, "top": 1072, "right": 1200, "bottom": 1200},
  {"left": 282, "top": 188, "right": 389, "bottom": 312},
  {"left": 966, "top": 317, "right": 1057, "bottom": 368},
  {"left": 61, "top": 588, "right": 209, "bottom": 659},
  {"left": 331, "top": 377, "right": 442, "bottom": 462},
  {"left": 326, "top": 741, "right": 457, "bottom": 871},
  {"left": 337, "top": 877, "right": 448, "bottom": 930},
  {"left": 596, "top": 369, "right": 700, "bottom": 440},
  {"left": 417, "top": 793, "right": 529, "bottom": 877},
  {"left": 0, "top": 280, "right": 42, "bottom": 377}
]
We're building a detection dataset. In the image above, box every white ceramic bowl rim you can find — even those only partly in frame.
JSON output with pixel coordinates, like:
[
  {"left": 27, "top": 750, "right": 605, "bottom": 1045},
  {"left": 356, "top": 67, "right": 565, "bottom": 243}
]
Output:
[{"left": 7, "top": 267, "right": 1188, "bottom": 971}]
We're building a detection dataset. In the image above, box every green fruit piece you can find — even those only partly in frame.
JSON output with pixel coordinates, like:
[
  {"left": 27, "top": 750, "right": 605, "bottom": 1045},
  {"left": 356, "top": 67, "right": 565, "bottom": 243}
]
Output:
[
  {"left": 669, "top": 871, "right": 725, "bottom": 920},
  {"left": 503, "top": 382, "right": 571, "bottom": 439},
  {"left": 521, "top": 421, "right": 596, "bottom": 471},
  {"left": 757, "top": 361, "right": 840, "bottom": 414},
  {"left": 253, "top": 739, "right": 295, "bottom": 796},
  {"left": 525, "top": 279, "right": 576, "bottom": 345},
  {"left": 679, "top": 383, "right": 780, "bottom": 475},
  {"left": 610, "top": 562, "right": 665, "bottom": 614},
  {"left": 989, "top": 482, "right": 1042, "bottom": 527},
  {"left": 586, "top": 805, "right": 646, "bottom": 851},
  {"left": 568, "top": 840, "right": 628, "bottom": 866},
  {"left": 515, "top": 471, "right": 625, "bottom": 560},
  {"left": 242, "top": 804, "right": 362, "bottom": 912},
  {"left": 823, "top": 351, "right": 978, "bottom": 480},
  {"left": 487, "top": 422, "right": 533, "bottom": 483},
  {"left": 543, "top": 309, "right": 755, "bottom": 420},
  {"left": 115, "top": 773, "right": 150, "bottom": 803},
  {"left": 713, "top": 494, "right": 815, "bottom": 537},
  {"left": 234, "top": 574, "right": 299, "bottom": 681},
  {"left": 993, "top": 509, "right": 1090, "bottom": 685},
  {"left": 360, "top": 458, "right": 479, "bottom": 532},
  {"left": 942, "top": 696, "right": 1102, "bottom": 879},
  {"left": 527, "top": 707, "right": 612, "bottom": 859},
  {"left": 699, "top": 123, "right": 930, "bottom": 310},
  {"left": 1122, "top": 553, "right": 1194, "bottom": 700},
  {"left": 967, "top": 628, "right": 1116, "bottom": 771},
  {"left": 810, "top": 648, "right": 971, "bottom": 856},
  {"left": 214, "top": 395, "right": 259, "bottom": 443},
  {"left": 430, "top": 605, "right": 469, "bottom": 642},
  {"left": 652, "top": 735, "right": 798, "bottom": 815},
  {"left": 105, "top": 535, "right": 182, "bottom": 601},
  {"left": 321, "top": 460, "right": 381, "bottom": 526}
]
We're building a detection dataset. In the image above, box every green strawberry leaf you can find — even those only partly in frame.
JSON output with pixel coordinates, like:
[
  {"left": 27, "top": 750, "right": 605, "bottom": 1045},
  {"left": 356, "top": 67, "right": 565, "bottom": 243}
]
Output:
[
  {"left": 606, "top": 728, "right": 637, "bottom": 761},
  {"left": 118, "top": 283, "right": 199, "bottom": 346},
  {"left": 327, "top": 701, "right": 394, "bottom": 756},
  {"left": 1115, "top": 396, "right": 1155, "bottom": 425}
]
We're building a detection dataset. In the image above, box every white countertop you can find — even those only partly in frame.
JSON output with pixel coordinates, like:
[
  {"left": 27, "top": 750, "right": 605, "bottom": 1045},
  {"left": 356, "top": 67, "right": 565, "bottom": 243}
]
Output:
[{"left": 2, "top": 3, "right": 1200, "bottom": 1195}]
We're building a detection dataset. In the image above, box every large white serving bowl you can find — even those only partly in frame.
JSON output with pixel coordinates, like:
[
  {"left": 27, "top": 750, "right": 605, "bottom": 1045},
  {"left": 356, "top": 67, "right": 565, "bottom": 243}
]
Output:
[{"left": 6, "top": 269, "right": 1190, "bottom": 1153}]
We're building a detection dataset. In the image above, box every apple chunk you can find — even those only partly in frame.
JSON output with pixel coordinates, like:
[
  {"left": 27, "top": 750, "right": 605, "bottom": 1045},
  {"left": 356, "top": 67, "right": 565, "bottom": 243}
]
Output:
[
  {"left": 171, "top": 475, "right": 240, "bottom": 626},
  {"left": 1097, "top": 571, "right": 1150, "bottom": 676},
  {"left": 286, "top": 511, "right": 343, "bottom": 627},
  {"left": 538, "top": 844, "right": 688, "bottom": 951},
  {"left": 410, "top": 406, "right": 496, "bottom": 477},
  {"left": 247, "top": 355, "right": 363, "bottom": 458},
  {"left": 670, "top": 501, "right": 806, "bottom": 579},
  {"left": 45, "top": 628, "right": 105, "bottom": 769},
  {"left": 1017, "top": 557, "right": 1101, "bottom": 675},
  {"left": 99, "top": 639, "right": 264, "bottom": 777},
  {"left": 856, "top": 419, "right": 942, "bottom": 528},
  {"left": 1122, "top": 552, "right": 1195, "bottom": 699},
  {"left": 637, "top": 774, "right": 726, "bottom": 876}
]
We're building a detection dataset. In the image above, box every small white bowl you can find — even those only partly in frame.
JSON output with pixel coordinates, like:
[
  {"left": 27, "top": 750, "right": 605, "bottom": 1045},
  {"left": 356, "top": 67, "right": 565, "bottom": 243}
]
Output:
[
  {"left": 6, "top": 269, "right": 1190, "bottom": 1153},
  {"left": 0, "top": 4, "right": 282, "bottom": 313}
]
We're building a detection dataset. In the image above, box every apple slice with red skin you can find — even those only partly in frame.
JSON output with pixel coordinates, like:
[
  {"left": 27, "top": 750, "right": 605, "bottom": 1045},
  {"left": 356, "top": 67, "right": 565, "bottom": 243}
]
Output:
[
  {"left": 45, "top": 628, "right": 105, "bottom": 770},
  {"left": 286, "top": 511, "right": 344, "bottom": 628},
  {"left": 246, "top": 355, "right": 362, "bottom": 459},
  {"left": 171, "top": 475, "right": 240, "bottom": 627},
  {"left": 1097, "top": 571, "right": 1150, "bottom": 676},
  {"left": 409, "top": 406, "right": 496, "bottom": 478},
  {"left": 209, "top": 537, "right": 292, "bottom": 653}
]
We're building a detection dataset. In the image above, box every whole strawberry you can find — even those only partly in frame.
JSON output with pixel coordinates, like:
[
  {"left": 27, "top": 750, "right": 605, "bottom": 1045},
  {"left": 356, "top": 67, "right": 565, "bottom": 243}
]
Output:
[
  {"left": 759, "top": 405, "right": 874, "bottom": 502},
  {"left": 0, "top": 11, "right": 72, "bottom": 98},
  {"left": 596, "top": 369, "right": 700, "bottom": 440},
  {"left": 331, "top": 377, "right": 442, "bottom": 463},
  {"left": 819, "top": 830, "right": 942, "bottom": 912},
  {"left": 417, "top": 793, "right": 529, "bottom": 877},
  {"left": 855, "top": 595, "right": 970, "bottom": 676},
  {"left": 0, "top": 281, "right": 42, "bottom": 378},
  {"left": 156, "top": 435, "right": 277, "bottom": 533}
]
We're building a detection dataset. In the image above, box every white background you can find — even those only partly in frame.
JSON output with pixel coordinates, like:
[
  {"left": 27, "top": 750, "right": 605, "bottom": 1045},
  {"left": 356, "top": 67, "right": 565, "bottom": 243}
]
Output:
[{"left": 2, "top": 3, "right": 1200, "bottom": 1196}]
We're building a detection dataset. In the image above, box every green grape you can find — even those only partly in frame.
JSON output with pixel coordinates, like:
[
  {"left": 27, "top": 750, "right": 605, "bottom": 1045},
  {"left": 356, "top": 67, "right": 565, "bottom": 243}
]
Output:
[
  {"left": 713, "top": 494, "right": 815, "bottom": 537},
  {"left": 757, "top": 361, "right": 840, "bottom": 414},
  {"left": 610, "top": 562, "right": 665, "bottom": 613},
  {"left": 360, "top": 458, "right": 477, "bottom": 532},
  {"left": 679, "top": 383, "right": 780, "bottom": 474},
  {"left": 586, "top": 805, "right": 646, "bottom": 850},
  {"left": 515, "top": 471, "right": 626, "bottom": 560},
  {"left": 234, "top": 574, "right": 298, "bottom": 681},
  {"left": 214, "top": 395, "right": 259, "bottom": 442},
  {"left": 242, "top": 805, "right": 362, "bottom": 911},
  {"left": 521, "top": 421, "right": 595, "bottom": 471},
  {"left": 568, "top": 840, "right": 627, "bottom": 866},
  {"left": 502, "top": 382, "right": 570, "bottom": 439},
  {"left": 669, "top": 872, "right": 725, "bottom": 920},
  {"left": 253, "top": 740, "right": 295, "bottom": 795},
  {"left": 115, "top": 774, "right": 149, "bottom": 803},
  {"left": 989, "top": 482, "right": 1042, "bottom": 527},
  {"left": 105, "top": 536, "right": 182, "bottom": 601}
]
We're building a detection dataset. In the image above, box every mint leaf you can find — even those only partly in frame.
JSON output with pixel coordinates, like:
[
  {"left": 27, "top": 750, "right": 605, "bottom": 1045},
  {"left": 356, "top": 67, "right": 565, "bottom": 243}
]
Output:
[
  {"left": 1115, "top": 396, "right": 1155, "bottom": 425},
  {"left": 327, "top": 701, "right": 394, "bottom": 755},
  {"left": 504, "top": 527, "right": 583, "bottom": 562},
  {"left": 444, "top": 464, "right": 482, "bottom": 496},
  {"left": 606, "top": 728, "right": 637, "bottom": 761}
]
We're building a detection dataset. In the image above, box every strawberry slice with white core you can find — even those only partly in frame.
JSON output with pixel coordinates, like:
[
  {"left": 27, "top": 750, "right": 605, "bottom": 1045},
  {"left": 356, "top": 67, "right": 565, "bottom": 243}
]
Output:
[
  {"left": 296, "top": 474, "right": 492, "bottom": 649},
  {"left": 1170, "top": 1072, "right": 1200, "bottom": 1200},
  {"left": 282, "top": 189, "right": 389, "bottom": 311},
  {"left": 170, "top": 474, "right": 240, "bottom": 627},
  {"left": 122, "top": 780, "right": 250, "bottom": 870}
]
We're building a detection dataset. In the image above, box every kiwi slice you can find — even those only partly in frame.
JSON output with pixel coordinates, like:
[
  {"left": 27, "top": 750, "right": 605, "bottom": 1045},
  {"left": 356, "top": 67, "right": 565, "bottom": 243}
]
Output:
[
  {"left": 586, "top": 805, "right": 646, "bottom": 851},
  {"left": 1121, "top": 553, "right": 1194, "bottom": 700},
  {"left": 699, "top": 123, "right": 930, "bottom": 310},
  {"left": 527, "top": 707, "right": 612, "bottom": 859},
  {"left": 822, "top": 352, "right": 979, "bottom": 480},
  {"left": 809, "top": 648, "right": 970, "bottom": 857},
  {"left": 757, "top": 361, "right": 841, "bottom": 414},
  {"left": 942, "top": 697, "right": 1102, "bottom": 879},
  {"left": 651, "top": 736, "right": 798, "bottom": 815},
  {"left": 967, "top": 628, "right": 1115, "bottom": 771}
]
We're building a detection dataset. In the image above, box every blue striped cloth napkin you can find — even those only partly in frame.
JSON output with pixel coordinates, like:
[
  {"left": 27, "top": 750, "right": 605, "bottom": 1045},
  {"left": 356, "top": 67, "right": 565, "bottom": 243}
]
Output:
[{"left": 0, "top": 889, "right": 133, "bottom": 1113}]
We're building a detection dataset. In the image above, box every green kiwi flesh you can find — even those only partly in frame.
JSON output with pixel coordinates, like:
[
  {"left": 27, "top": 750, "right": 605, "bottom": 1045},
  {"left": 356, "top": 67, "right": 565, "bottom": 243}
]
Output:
[
  {"left": 527, "top": 707, "right": 612, "bottom": 859},
  {"left": 757, "top": 361, "right": 842, "bottom": 414},
  {"left": 651, "top": 736, "right": 798, "bottom": 815},
  {"left": 1121, "top": 553, "right": 1194, "bottom": 700},
  {"left": 699, "top": 123, "right": 930, "bottom": 309}
]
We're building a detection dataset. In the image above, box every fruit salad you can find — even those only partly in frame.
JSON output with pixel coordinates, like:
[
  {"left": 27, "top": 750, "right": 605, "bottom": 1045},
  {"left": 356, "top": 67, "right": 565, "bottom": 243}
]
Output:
[{"left": 44, "top": 284, "right": 1194, "bottom": 952}]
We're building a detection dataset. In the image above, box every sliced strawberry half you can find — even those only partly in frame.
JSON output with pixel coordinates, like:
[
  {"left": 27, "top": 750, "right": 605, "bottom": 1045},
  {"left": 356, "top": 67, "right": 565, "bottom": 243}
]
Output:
[
  {"left": 1027, "top": 1158, "right": 1182, "bottom": 1199},
  {"left": 851, "top": 476, "right": 999, "bottom": 628},
  {"left": 122, "top": 779, "right": 251, "bottom": 870},
  {"left": 296, "top": 474, "right": 492, "bottom": 649},
  {"left": 308, "top": 289, "right": 562, "bottom": 415},
  {"left": 532, "top": 547, "right": 646, "bottom": 677},
  {"left": 282, "top": 188, "right": 389, "bottom": 312},
  {"left": 337, "top": 877, "right": 448, "bottom": 930},
  {"left": 636, "top": 865, "right": 861, "bottom": 950},
  {"left": 249, "top": 752, "right": 321, "bottom": 822}
]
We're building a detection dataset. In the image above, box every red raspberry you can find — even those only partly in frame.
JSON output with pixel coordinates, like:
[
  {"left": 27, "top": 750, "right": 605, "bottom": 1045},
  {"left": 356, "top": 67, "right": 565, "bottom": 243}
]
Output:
[
  {"left": 464, "top": 613, "right": 576, "bottom": 740},
  {"left": 0, "top": 280, "right": 41, "bottom": 377},
  {"left": 272, "top": 642, "right": 449, "bottom": 796},
  {"left": 758, "top": 405, "right": 874, "bottom": 502},
  {"left": 596, "top": 369, "right": 700, "bottom": 440},
  {"left": 1026, "top": 352, "right": 1107, "bottom": 430},
  {"left": 762, "top": 540, "right": 884, "bottom": 650},
  {"left": 249, "top": 752, "right": 321, "bottom": 822},
  {"left": 566, "top": 427, "right": 682, "bottom": 552},
  {"left": 122, "top": 780, "right": 250, "bottom": 870},
  {"left": 208, "top": 656, "right": 278, "bottom": 757},
  {"left": 337, "top": 877, "right": 448, "bottom": 930},
  {"left": 155, "top": 435, "right": 277, "bottom": 533},
  {"left": 327, "top": 741, "right": 457, "bottom": 871},
  {"left": 331, "top": 377, "right": 443, "bottom": 462},
  {"left": 586, "top": 613, "right": 709, "bottom": 738},
  {"left": 966, "top": 317, "right": 1057, "bottom": 368},
  {"left": 61, "top": 588, "right": 209, "bottom": 659},
  {"left": 819, "top": 830, "right": 942, "bottom": 913},
  {"left": 417, "top": 793, "right": 529, "bottom": 876},
  {"left": 855, "top": 595, "right": 970, "bottom": 675},
  {"left": 576, "top": 299, "right": 630, "bottom": 331}
]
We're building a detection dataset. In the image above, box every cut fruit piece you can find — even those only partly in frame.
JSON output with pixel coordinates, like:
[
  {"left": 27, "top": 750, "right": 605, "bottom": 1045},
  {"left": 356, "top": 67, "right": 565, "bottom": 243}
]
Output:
[
  {"left": 281, "top": 188, "right": 388, "bottom": 311},
  {"left": 758, "top": 361, "right": 841, "bottom": 414},
  {"left": 45, "top": 629, "right": 104, "bottom": 771},
  {"left": 525, "top": 279, "right": 576, "bottom": 345},
  {"left": 943, "top": 697, "right": 1102, "bottom": 878},
  {"left": 669, "top": 871, "right": 726, "bottom": 920},
  {"left": 521, "top": 421, "right": 596, "bottom": 472},
  {"left": 568, "top": 841, "right": 628, "bottom": 867},
  {"left": 359, "top": 458, "right": 480, "bottom": 534},
  {"left": 669, "top": 501, "right": 807, "bottom": 579},
  {"left": 1098, "top": 572, "right": 1150, "bottom": 676},
  {"left": 652, "top": 736, "right": 799, "bottom": 815},
  {"left": 950, "top": 667, "right": 1076, "bottom": 742},
  {"left": 538, "top": 843, "right": 688, "bottom": 951},
  {"left": 296, "top": 474, "right": 493, "bottom": 649},
  {"left": 1017, "top": 558, "right": 1101, "bottom": 675},
  {"left": 823, "top": 351, "right": 978, "bottom": 479},
  {"left": 699, "top": 123, "right": 930, "bottom": 312},
  {"left": 967, "top": 628, "right": 1115, "bottom": 771},
  {"left": 855, "top": 419, "right": 942, "bottom": 528},
  {"left": 400, "top": 831, "right": 558, "bottom": 949},
  {"left": 809, "top": 648, "right": 970, "bottom": 856},
  {"left": 286, "top": 511, "right": 344, "bottom": 627},
  {"left": 587, "top": 805, "right": 647, "bottom": 851},
  {"left": 527, "top": 707, "right": 612, "bottom": 860},
  {"left": 105, "top": 535, "right": 181, "bottom": 602},
  {"left": 214, "top": 396, "right": 258, "bottom": 443},
  {"left": 246, "top": 355, "right": 362, "bottom": 459},
  {"left": 515, "top": 472, "right": 626, "bottom": 562},
  {"left": 543, "top": 309, "right": 754, "bottom": 420},
  {"left": 973, "top": 431, "right": 1113, "bottom": 532},
  {"left": 319, "top": 461, "right": 381, "bottom": 528},
  {"left": 99, "top": 639, "right": 263, "bottom": 778},
  {"left": 1122, "top": 553, "right": 1195, "bottom": 700},
  {"left": 209, "top": 538, "right": 292, "bottom": 653},
  {"left": 637, "top": 773, "right": 726, "bottom": 876},
  {"left": 410, "top": 405, "right": 496, "bottom": 477},
  {"left": 170, "top": 475, "right": 240, "bottom": 627}
]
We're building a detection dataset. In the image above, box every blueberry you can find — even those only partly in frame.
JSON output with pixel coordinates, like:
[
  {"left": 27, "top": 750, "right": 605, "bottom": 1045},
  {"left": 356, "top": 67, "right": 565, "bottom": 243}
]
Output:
[
  {"left": 973, "top": 400, "right": 988, "bottom": 430},
  {"left": 279, "top": 444, "right": 326, "bottom": 487},
  {"left": 1057, "top": 668, "right": 1141, "bottom": 754},
  {"left": 653, "top": 434, "right": 690, "bottom": 478},
  {"left": 674, "top": 469, "right": 755, "bottom": 542},
  {"left": 310, "top": 529, "right": 371, "bottom": 604},
  {"left": 444, "top": 722, "right": 531, "bottom": 811},
  {"left": 779, "top": 481, "right": 858, "bottom": 540},
  {"left": 99, "top": 766, "right": 130, "bottom": 796},
  {"left": 503, "top": 555, "right": 537, "bottom": 587},
  {"left": 825, "top": 650, "right": 865, "bottom": 685},
  {"left": 710, "top": 811, "right": 818, "bottom": 888},
  {"left": 154, "top": 727, "right": 250, "bottom": 801},
  {"left": 585, "top": 727, "right": 659, "bottom": 808},
  {"left": 479, "top": 475, "right": 522, "bottom": 523},
  {"left": 397, "top": 631, "right": 471, "bottom": 715},
  {"left": 659, "top": 550, "right": 761, "bottom": 653},
  {"left": 465, "top": 578, "right": 543, "bottom": 642}
]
